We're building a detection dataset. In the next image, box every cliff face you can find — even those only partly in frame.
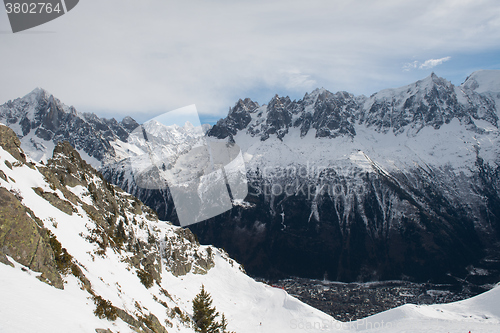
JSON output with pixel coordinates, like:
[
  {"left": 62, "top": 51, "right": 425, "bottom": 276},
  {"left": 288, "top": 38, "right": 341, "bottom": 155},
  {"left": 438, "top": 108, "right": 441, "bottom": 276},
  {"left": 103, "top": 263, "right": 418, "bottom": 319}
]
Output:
[{"left": 106, "top": 71, "right": 500, "bottom": 283}]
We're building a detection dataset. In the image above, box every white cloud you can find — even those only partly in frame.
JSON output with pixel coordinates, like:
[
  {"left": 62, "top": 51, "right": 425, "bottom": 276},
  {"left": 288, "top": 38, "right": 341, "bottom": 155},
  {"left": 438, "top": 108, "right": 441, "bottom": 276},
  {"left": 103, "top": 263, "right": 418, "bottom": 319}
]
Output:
[
  {"left": 403, "top": 56, "right": 451, "bottom": 71},
  {"left": 419, "top": 56, "right": 452, "bottom": 69}
]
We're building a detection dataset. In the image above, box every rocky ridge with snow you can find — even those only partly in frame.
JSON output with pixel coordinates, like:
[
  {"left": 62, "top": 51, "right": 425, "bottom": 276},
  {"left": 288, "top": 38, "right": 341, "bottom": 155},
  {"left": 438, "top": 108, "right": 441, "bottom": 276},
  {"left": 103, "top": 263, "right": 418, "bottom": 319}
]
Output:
[
  {"left": 209, "top": 72, "right": 497, "bottom": 141},
  {"left": 0, "top": 88, "right": 139, "bottom": 166}
]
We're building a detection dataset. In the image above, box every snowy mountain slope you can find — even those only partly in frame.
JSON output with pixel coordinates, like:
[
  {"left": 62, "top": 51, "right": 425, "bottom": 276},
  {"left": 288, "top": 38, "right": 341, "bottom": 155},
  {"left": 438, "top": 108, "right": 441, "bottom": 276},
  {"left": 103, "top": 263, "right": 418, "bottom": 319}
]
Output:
[
  {"left": 462, "top": 70, "right": 500, "bottom": 95},
  {"left": 0, "top": 124, "right": 337, "bottom": 333},
  {"left": 0, "top": 88, "right": 139, "bottom": 167},
  {"left": 3, "top": 251, "right": 499, "bottom": 333},
  {"left": 353, "top": 283, "right": 500, "bottom": 333},
  {"left": 462, "top": 70, "right": 500, "bottom": 120}
]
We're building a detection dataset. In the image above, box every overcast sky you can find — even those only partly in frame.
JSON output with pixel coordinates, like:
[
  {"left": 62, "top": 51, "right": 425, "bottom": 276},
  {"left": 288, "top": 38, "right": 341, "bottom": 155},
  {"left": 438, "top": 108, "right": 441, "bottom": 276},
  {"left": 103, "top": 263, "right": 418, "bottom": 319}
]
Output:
[{"left": 1, "top": 0, "right": 500, "bottom": 124}]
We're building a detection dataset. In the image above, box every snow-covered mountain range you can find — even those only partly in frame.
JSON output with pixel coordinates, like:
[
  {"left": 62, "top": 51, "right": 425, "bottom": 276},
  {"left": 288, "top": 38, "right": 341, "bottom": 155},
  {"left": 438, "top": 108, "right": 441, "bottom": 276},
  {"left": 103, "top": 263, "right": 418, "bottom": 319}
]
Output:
[
  {"left": 1, "top": 120, "right": 500, "bottom": 333},
  {"left": 1, "top": 71, "right": 500, "bottom": 285},
  {"left": 188, "top": 70, "right": 500, "bottom": 282}
]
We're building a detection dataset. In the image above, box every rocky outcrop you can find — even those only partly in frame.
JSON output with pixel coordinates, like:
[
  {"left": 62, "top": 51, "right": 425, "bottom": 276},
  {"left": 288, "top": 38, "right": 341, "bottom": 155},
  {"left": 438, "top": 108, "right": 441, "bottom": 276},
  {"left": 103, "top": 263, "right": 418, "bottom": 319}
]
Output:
[
  {"left": 0, "top": 125, "right": 27, "bottom": 163},
  {"left": 0, "top": 125, "right": 63, "bottom": 288},
  {"left": 0, "top": 187, "right": 64, "bottom": 288},
  {"left": 0, "top": 125, "right": 219, "bottom": 332},
  {"left": 162, "top": 228, "right": 214, "bottom": 276}
]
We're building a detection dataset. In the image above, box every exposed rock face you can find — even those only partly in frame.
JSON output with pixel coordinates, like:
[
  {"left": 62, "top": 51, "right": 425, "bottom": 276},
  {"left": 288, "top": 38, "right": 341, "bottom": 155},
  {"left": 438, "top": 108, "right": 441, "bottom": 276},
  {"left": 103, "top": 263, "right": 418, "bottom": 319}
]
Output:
[
  {"left": 0, "top": 187, "right": 64, "bottom": 288},
  {"left": 190, "top": 165, "right": 499, "bottom": 282},
  {"left": 210, "top": 98, "right": 258, "bottom": 140},
  {"left": 0, "top": 125, "right": 63, "bottom": 288},
  {"left": 162, "top": 228, "right": 214, "bottom": 276},
  {"left": 0, "top": 125, "right": 27, "bottom": 163}
]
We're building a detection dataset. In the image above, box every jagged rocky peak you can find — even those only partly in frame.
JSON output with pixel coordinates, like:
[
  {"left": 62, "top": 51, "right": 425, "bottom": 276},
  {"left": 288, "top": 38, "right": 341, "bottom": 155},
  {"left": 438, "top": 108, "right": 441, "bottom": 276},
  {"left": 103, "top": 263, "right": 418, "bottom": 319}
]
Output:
[
  {"left": 120, "top": 115, "right": 139, "bottom": 131},
  {"left": 22, "top": 87, "right": 52, "bottom": 104},
  {"left": 208, "top": 97, "right": 259, "bottom": 140},
  {"left": 418, "top": 72, "right": 451, "bottom": 88},
  {"left": 264, "top": 94, "right": 293, "bottom": 139},
  {"left": 0, "top": 88, "right": 140, "bottom": 165},
  {"left": 307, "top": 90, "right": 358, "bottom": 138},
  {"left": 208, "top": 72, "right": 500, "bottom": 143},
  {"left": 362, "top": 72, "right": 490, "bottom": 134},
  {"left": 368, "top": 72, "right": 455, "bottom": 104},
  {"left": 20, "top": 86, "right": 40, "bottom": 100},
  {"left": 303, "top": 87, "right": 337, "bottom": 104},
  {"left": 2, "top": 87, "right": 67, "bottom": 135},
  {"left": 210, "top": 88, "right": 360, "bottom": 141},
  {"left": 233, "top": 97, "right": 260, "bottom": 113}
]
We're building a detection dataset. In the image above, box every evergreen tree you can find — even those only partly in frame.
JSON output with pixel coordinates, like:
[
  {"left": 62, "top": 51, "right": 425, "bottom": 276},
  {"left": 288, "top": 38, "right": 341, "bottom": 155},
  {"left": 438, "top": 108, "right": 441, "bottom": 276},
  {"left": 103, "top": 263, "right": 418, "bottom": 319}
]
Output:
[
  {"left": 192, "top": 285, "right": 219, "bottom": 333},
  {"left": 192, "top": 285, "right": 235, "bottom": 333}
]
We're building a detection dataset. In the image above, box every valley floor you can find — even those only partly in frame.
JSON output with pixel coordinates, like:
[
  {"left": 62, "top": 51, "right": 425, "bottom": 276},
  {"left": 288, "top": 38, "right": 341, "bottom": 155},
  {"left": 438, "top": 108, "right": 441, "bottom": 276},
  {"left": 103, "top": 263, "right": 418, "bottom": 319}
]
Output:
[{"left": 269, "top": 278, "right": 494, "bottom": 322}]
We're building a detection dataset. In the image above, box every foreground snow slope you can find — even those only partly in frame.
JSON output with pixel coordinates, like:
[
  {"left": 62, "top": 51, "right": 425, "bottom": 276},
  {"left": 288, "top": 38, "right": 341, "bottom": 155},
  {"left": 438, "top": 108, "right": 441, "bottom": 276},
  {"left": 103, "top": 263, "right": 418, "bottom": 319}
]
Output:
[
  {"left": 353, "top": 283, "right": 500, "bottom": 333},
  {"left": 0, "top": 252, "right": 336, "bottom": 333},
  {"left": 2, "top": 252, "right": 499, "bottom": 333}
]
